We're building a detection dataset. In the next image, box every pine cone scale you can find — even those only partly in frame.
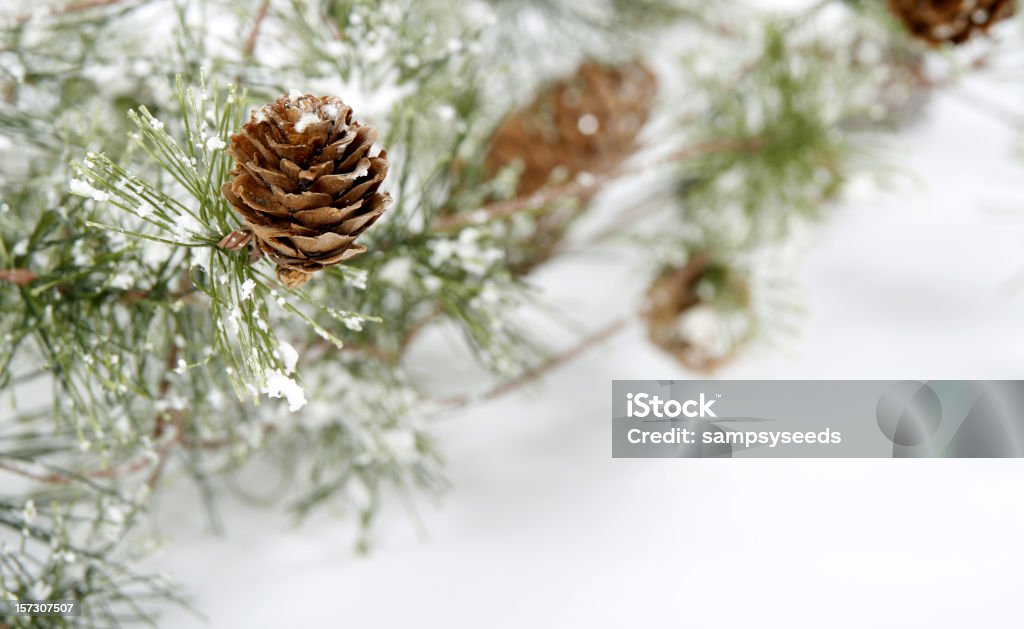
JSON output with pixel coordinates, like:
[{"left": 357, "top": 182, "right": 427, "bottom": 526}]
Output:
[
  {"left": 293, "top": 205, "right": 354, "bottom": 228},
  {"left": 223, "top": 93, "right": 390, "bottom": 287},
  {"left": 888, "top": 0, "right": 1016, "bottom": 44},
  {"left": 243, "top": 163, "right": 295, "bottom": 192}
]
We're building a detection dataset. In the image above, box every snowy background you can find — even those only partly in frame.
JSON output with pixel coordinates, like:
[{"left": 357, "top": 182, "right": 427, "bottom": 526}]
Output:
[{"left": 141, "top": 50, "right": 1024, "bottom": 628}]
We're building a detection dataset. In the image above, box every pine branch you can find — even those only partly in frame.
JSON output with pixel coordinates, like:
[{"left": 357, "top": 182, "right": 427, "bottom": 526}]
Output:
[
  {"left": 241, "top": 0, "right": 271, "bottom": 61},
  {"left": 437, "top": 316, "right": 629, "bottom": 408},
  {"left": 431, "top": 139, "right": 756, "bottom": 232},
  {"left": 13, "top": 0, "right": 133, "bottom": 25}
]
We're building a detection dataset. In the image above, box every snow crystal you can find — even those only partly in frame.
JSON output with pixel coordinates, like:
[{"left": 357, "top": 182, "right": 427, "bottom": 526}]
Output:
[
  {"left": 226, "top": 306, "right": 242, "bottom": 334},
  {"left": 22, "top": 500, "right": 36, "bottom": 525},
  {"left": 107, "top": 505, "right": 125, "bottom": 524},
  {"left": 422, "top": 276, "right": 442, "bottom": 292},
  {"left": 435, "top": 104, "right": 456, "bottom": 121},
  {"left": 277, "top": 341, "right": 299, "bottom": 374},
  {"left": 342, "top": 315, "right": 363, "bottom": 331},
  {"left": 206, "top": 136, "right": 226, "bottom": 151},
  {"left": 577, "top": 114, "right": 599, "bottom": 136},
  {"left": 262, "top": 369, "right": 307, "bottom": 412},
  {"left": 239, "top": 278, "right": 257, "bottom": 301},
  {"left": 322, "top": 103, "right": 340, "bottom": 120},
  {"left": 174, "top": 359, "right": 187, "bottom": 374},
  {"left": 345, "top": 476, "right": 373, "bottom": 510},
  {"left": 426, "top": 229, "right": 502, "bottom": 276},
  {"left": 378, "top": 257, "right": 413, "bottom": 285},
  {"left": 294, "top": 112, "right": 321, "bottom": 133},
  {"left": 381, "top": 428, "right": 418, "bottom": 462},
  {"left": 476, "top": 283, "right": 501, "bottom": 306},
  {"left": 288, "top": 89, "right": 304, "bottom": 100},
  {"left": 347, "top": 268, "right": 368, "bottom": 290},
  {"left": 11, "top": 239, "right": 28, "bottom": 257},
  {"left": 29, "top": 581, "right": 50, "bottom": 601},
  {"left": 108, "top": 272, "right": 133, "bottom": 290},
  {"left": 429, "top": 239, "right": 458, "bottom": 266},
  {"left": 150, "top": 118, "right": 165, "bottom": 131},
  {"left": 114, "top": 414, "right": 131, "bottom": 435},
  {"left": 855, "top": 40, "right": 883, "bottom": 66},
  {"left": 677, "top": 304, "right": 730, "bottom": 358},
  {"left": 716, "top": 169, "right": 744, "bottom": 194},
  {"left": 69, "top": 178, "right": 110, "bottom": 202}
]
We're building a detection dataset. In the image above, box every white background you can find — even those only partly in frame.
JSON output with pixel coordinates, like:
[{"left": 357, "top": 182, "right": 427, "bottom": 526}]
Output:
[{"left": 149, "top": 11, "right": 1024, "bottom": 629}]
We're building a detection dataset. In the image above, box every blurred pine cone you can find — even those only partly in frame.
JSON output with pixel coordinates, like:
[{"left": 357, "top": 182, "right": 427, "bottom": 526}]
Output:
[
  {"left": 485, "top": 60, "right": 657, "bottom": 197},
  {"left": 642, "top": 254, "right": 752, "bottom": 372},
  {"left": 887, "top": 0, "right": 1016, "bottom": 45},
  {"left": 222, "top": 93, "right": 390, "bottom": 288},
  {"left": 483, "top": 60, "right": 657, "bottom": 273}
]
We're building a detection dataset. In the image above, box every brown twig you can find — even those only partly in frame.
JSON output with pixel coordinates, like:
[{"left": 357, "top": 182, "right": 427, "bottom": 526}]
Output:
[
  {"left": 241, "top": 0, "right": 271, "bottom": 61},
  {"left": 0, "top": 459, "right": 70, "bottom": 484},
  {"left": 151, "top": 348, "right": 179, "bottom": 439},
  {"left": 431, "top": 139, "right": 754, "bottom": 233},
  {"left": 0, "top": 269, "right": 36, "bottom": 285},
  {"left": 437, "top": 316, "right": 629, "bottom": 408},
  {"left": 557, "top": 189, "right": 676, "bottom": 256},
  {"left": 14, "top": 0, "right": 132, "bottom": 26},
  {"left": 0, "top": 440, "right": 174, "bottom": 485}
]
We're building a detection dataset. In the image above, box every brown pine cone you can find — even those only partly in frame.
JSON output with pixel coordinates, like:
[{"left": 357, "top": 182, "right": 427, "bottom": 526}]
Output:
[
  {"left": 482, "top": 60, "right": 657, "bottom": 274},
  {"left": 887, "top": 0, "right": 1016, "bottom": 45},
  {"left": 485, "top": 60, "right": 657, "bottom": 197},
  {"left": 642, "top": 254, "right": 751, "bottom": 372},
  {"left": 222, "top": 93, "right": 390, "bottom": 288}
]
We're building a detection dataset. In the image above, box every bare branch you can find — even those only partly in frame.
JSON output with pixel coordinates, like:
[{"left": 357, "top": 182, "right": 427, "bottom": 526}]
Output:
[{"left": 438, "top": 316, "right": 629, "bottom": 408}]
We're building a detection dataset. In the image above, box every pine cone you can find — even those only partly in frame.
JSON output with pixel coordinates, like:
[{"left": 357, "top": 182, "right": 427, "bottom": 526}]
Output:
[
  {"left": 642, "top": 254, "right": 751, "bottom": 372},
  {"left": 485, "top": 60, "right": 657, "bottom": 197},
  {"left": 887, "top": 0, "right": 1016, "bottom": 45},
  {"left": 222, "top": 93, "right": 390, "bottom": 288},
  {"left": 482, "top": 60, "right": 657, "bottom": 273}
]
